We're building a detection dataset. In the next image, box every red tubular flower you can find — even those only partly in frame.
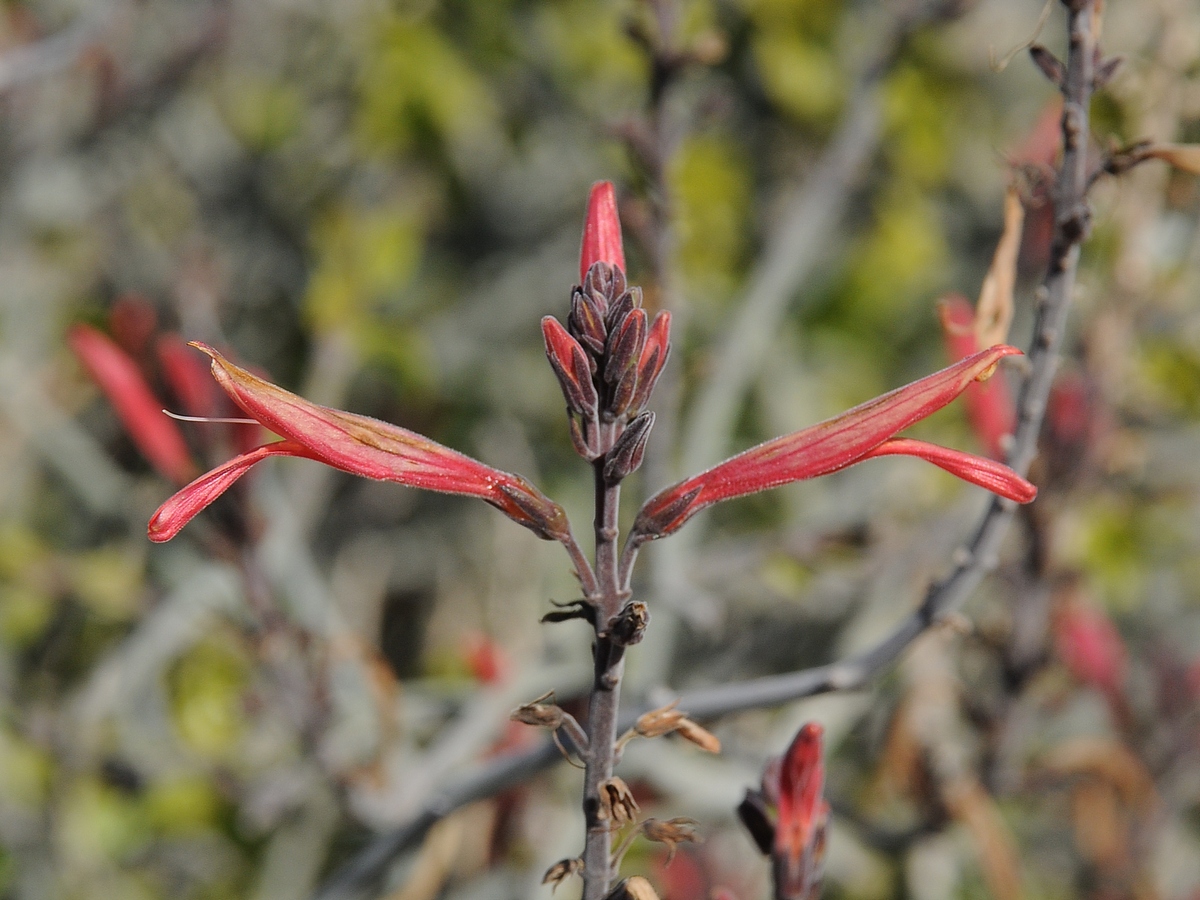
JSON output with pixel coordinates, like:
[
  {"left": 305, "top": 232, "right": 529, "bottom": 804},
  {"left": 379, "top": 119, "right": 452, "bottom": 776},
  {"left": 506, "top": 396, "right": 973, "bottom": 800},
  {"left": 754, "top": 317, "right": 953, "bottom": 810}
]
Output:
[
  {"left": 633, "top": 346, "right": 1037, "bottom": 541},
  {"left": 1054, "top": 590, "right": 1127, "bottom": 699},
  {"left": 938, "top": 294, "right": 1016, "bottom": 460},
  {"left": 579, "top": 181, "right": 626, "bottom": 280},
  {"left": 69, "top": 324, "right": 197, "bottom": 485},
  {"left": 148, "top": 344, "right": 569, "bottom": 543},
  {"left": 773, "top": 723, "right": 830, "bottom": 900}
]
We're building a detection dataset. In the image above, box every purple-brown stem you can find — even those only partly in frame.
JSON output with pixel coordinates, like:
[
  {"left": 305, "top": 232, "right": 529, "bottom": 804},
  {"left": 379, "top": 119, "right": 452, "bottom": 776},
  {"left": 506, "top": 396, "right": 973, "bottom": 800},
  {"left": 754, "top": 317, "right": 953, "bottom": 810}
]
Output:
[{"left": 581, "top": 424, "right": 630, "bottom": 900}]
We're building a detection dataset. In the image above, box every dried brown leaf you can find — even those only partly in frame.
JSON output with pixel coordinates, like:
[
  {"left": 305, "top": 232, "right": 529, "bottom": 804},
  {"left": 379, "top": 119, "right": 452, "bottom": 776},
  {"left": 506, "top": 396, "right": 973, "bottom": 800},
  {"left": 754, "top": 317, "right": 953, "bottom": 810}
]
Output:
[
  {"left": 976, "top": 185, "right": 1024, "bottom": 348},
  {"left": 941, "top": 777, "right": 1024, "bottom": 900}
]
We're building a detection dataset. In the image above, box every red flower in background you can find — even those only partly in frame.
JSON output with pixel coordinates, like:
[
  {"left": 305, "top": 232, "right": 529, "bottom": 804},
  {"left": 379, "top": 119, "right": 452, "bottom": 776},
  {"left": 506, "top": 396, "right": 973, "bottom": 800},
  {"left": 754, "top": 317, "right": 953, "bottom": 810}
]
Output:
[
  {"left": 737, "top": 722, "right": 830, "bottom": 900},
  {"left": 772, "top": 723, "right": 830, "bottom": 900},
  {"left": 69, "top": 324, "right": 198, "bottom": 485},
  {"left": 148, "top": 344, "right": 569, "bottom": 543},
  {"left": 633, "top": 346, "right": 1036, "bottom": 542}
]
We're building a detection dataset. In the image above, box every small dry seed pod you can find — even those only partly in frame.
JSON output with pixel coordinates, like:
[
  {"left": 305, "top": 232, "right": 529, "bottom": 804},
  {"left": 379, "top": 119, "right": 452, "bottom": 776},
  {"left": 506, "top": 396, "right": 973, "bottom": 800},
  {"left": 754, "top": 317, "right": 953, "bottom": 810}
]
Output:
[
  {"left": 606, "top": 876, "right": 660, "bottom": 900},
  {"left": 634, "top": 700, "right": 687, "bottom": 739},
  {"left": 641, "top": 817, "right": 701, "bottom": 865},
  {"left": 510, "top": 691, "right": 565, "bottom": 728},
  {"left": 597, "top": 776, "right": 640, "bottom": 828},
  {"left": 607, "top": 600, "right": 650, "bottom": 647},
  {"left": 542, "top": 858, "right": 583, "bottom": 892}
]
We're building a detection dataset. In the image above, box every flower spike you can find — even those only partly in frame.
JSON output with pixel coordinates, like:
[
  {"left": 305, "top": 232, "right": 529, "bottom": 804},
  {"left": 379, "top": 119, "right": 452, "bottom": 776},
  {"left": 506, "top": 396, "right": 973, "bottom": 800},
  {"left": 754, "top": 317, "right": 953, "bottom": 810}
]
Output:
[
  {"left": 148, "top": 344, "right": 569, "bottom": 543},
  {"left": 633, "top": 345, "right": 1036, "bottom": 542},
  {"left": 579, "top": 181, "right": 625, "bottom": 280}
]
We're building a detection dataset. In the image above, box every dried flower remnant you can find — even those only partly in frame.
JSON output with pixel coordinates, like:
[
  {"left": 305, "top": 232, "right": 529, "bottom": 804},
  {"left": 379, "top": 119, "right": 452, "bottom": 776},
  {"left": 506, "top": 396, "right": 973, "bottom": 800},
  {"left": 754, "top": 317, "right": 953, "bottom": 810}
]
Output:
[
  {"left": 616, "top": 700, "right": 720, "bottom": 754},
  {"left": 544, "top": 858, "right": 585, "bottom": 892},
  {"left": 147, "top": 344, "right": 570, "bottom": 543},
  {"left": 633, "top": 346, "right": 1037, "bottom": 543},
  {"left": 641, "top": 817, "right": 701, "bottom": 866},
  {"left": 606, "top": 876, "right": 661, "bottom": 900},
  {"left": 598, "top": 777, "right": 640, "bottom": 828}
]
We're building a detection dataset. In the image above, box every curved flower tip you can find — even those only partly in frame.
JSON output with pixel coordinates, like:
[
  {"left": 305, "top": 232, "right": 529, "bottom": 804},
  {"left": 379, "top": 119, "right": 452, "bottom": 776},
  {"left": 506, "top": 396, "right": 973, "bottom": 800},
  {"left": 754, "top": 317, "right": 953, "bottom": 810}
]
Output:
[
  {"left": 149, "top": 343, "right": 570, "bottom": 543},
  {"left": 580, "top": 181, "right": 625, "bottom": 281},
  {"left": 69, "top": 324, "right": 197, "bottom": 485},
  {"left": 633, "top": 345, "right": 1031, "bottom": 541}
]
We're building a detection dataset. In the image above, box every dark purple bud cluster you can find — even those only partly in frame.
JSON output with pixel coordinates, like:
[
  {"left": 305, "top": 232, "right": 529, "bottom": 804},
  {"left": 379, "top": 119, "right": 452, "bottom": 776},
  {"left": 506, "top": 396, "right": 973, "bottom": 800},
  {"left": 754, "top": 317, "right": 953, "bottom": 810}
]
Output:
[{"left": 542, "top": 261, "right": 671, "bottom": 482}]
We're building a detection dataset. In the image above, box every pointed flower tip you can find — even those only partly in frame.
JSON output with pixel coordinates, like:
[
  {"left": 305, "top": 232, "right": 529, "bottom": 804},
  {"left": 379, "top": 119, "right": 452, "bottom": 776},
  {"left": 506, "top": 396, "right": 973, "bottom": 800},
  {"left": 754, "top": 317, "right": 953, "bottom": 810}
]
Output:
[{"left": 580, "top": 181, "right": 625, "bottom": 281}]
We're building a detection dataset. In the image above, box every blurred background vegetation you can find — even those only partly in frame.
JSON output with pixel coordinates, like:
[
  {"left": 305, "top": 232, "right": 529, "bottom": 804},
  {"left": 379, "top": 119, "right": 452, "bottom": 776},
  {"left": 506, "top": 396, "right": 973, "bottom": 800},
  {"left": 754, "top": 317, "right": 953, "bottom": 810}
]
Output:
[{"left": 1, "top": 0, "right": 1200, "bottom": 898}]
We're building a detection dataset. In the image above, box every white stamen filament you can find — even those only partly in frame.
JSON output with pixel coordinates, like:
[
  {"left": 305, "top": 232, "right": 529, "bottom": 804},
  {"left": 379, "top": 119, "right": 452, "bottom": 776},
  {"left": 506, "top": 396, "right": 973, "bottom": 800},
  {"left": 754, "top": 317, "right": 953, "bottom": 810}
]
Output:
[{"left": 163, "top": 409, "right": 257, "bottom": 425}]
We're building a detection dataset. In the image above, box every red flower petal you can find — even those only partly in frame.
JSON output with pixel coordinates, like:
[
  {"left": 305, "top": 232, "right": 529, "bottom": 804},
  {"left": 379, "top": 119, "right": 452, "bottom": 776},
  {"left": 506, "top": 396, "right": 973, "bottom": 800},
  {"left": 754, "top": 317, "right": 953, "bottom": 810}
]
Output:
[
  {"left": 69, "top": 324, "right": 197, "bottom": 485},
  {"left": 151, "top": 344, "right": 568, "bottom": 541},
  {"left": 862, "top": 438, "right": 1036, "bottom": 503},
  {"left": 579, "top": 181, "right": 626, "bottom": 281},
  {"left": 938, "top": 295, "right": 1016, "bottom": 460},
  {"left": 635, "top": 345, "right": 1030, "bottom": 539},
  {"left": 148, "top": 440, "right": 312, "bottom": 541}
]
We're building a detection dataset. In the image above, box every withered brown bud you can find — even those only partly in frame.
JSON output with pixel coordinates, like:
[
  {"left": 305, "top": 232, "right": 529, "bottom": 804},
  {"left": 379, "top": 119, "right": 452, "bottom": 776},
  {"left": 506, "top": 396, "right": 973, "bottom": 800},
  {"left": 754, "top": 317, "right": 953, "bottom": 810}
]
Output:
[
  {"left": 511, "top": 691, "right": 565, "bottom": 728},
  {"left": 542, "top": 858, "right": 583, "bottom": 892},
  {"left": 634, "top": 700, "right": 687, "bottom": 739},
  {"left": 604, "top": 412, "right": 654, "bottom": 482},
  {"left": 606, "top": 876, "right": 660, "bottom": 900},
  {"left": 597, "top": 776, "right": 640, "bottom": 828},
  {"left": 541, "top": 598, "right": 597, "bottom": 626},
  {"left": 607, "top": 600, "right": 650, "bottom": 646},
  {"left": 642, "top": 817, "right": 701, "bottom": 864},
  {"left": 675, "top": 718, "right": 721, "bottom": 754},
  {"left": 1029, "top": 45, "right": 1065, "bottom": 88}
]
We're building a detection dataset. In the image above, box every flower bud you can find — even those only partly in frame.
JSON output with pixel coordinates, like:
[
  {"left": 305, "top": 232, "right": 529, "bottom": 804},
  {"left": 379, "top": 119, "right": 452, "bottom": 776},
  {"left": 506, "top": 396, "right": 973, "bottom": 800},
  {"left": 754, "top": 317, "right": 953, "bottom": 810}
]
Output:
[
  {"left": 580, "top": 181, "right": 626, "bottom": 281},
  {"left": 604, "top": 412, "right": 654, "bottom": 482},
  {"left": 542, "top": 316, "right": 599, "bottom": 416}
]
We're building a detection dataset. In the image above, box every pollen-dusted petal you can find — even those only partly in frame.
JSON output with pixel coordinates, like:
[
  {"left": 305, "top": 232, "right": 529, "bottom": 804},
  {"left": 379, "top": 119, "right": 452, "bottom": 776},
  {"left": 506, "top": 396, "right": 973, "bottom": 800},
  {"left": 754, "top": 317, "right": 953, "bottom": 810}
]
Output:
[
  {"left": 148, "top": 440, "right": 313, "bottom": 541},
  {"left": 861, "top": 438, "right": 1036, "bottom": 503},
  {"left": 579, "top": 181, "right": 626, "bottom": 281},
  {"left": 633, "top": 345, "right": 1024, "bottom": 541},
  {"left": 69, "top": 324, "right": 197, "bottom": 485}
]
